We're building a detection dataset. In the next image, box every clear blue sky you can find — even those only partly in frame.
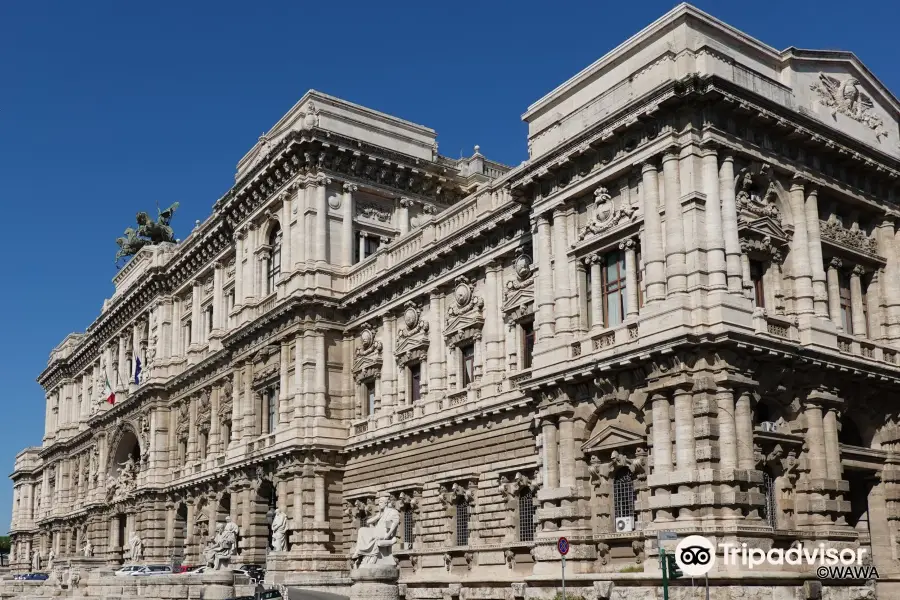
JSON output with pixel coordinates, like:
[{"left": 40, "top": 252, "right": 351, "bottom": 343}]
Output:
[{"left": 0, "top": 0, "right": 896, "bottom": 531}]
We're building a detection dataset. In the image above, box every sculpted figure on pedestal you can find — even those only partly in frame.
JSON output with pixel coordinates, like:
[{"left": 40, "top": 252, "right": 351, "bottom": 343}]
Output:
[
  {"left": 128, "top": 532, "right": 143, "bottom": 563},
  {"left": 350, "top": 494, "right": 400, "bottom": 567},
  {"left": 204, "top": 517, "right": 240, "bottom": 570},
  {"left": 115, "top": 202, "right": 180, "bottom": 264},
  {"left": 271, "top": 508, "right": 288, "bottom": 552},
  {"left": 47, "top": 549, "right": 55, "bottom": 570},
  {"left": 82, "top": 540, "right": 93, "bottom": 557}
]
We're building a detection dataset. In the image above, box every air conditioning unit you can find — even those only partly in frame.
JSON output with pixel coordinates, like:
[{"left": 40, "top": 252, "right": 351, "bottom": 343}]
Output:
[
  {"left": 615, "top": 516, "right": 634, "bottom": 533},
  {"left": 760, "top": 421, "right": 778, "bottom": 433}
]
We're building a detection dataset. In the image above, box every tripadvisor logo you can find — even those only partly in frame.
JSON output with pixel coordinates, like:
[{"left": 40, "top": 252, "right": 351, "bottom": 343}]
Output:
[
  {"left": 673, "top": 535, "right": 873, "bottom": 577},
  {"left": 675, "top": 536, "right": 716, "bottom": 577}
]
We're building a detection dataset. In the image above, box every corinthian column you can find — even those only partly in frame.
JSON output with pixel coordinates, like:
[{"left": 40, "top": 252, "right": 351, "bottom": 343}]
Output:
[
  {"left": 641, "top": 161, "right": 666, "bottom": 302},
  {"left": 552, "top": 208, "right": 573, "bottom": 337},
  {"left": 535, "top": 216, "right": 555, "bottom": 339},
  {"left": 850, "top": 265, "right": 868, "bottom": 337},
  {"left": 789, "top": 175, "right": 815, "bottom": 314},
  {"left": 315, "top": 177, "right": 331, "bottom": 264},
  {"left": 662, "top": 149, "right": 686, "bottom": 295},
  {"left": 342, "top": 183, "right": 357, "bottom": 266},
  {"left": 805, "top": 187, "right": 828, "bottom": 317},
  {"left": 427, "top": 290, "right": 446, "bottom": 396},
  {"left": 483, "top": 262, "right": 503, "bottom": 379},
  {"left": 701, "top": 144, "right": 727, "bottom": 290},
  {"left": 827, "top": 258, "right": 843, "bottom": 330},
  {"left": 719, "top": 154, "right": 742, "bottom": 293},
  {"left": 398, "top": 197, "right": 413, "bottom": 235},
  {"left": 293, "top": 184, "right": 307, "bottom": 268},
  {"left": 651, "top": 393, "right": 672, "bottom": 474},
  {"left": 823, "top": 407, "right": 842, "bottom": 480},
  {"left": 804, "top": 403, "right": 828, "bottom": 479}
]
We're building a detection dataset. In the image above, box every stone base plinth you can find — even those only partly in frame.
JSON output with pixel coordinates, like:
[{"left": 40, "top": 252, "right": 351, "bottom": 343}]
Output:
[
  {"left": 349, "top": 565, "right": 399, "bottom": 600},
  {"left": 200, "top": 570, "right": 236, "bottom": 600}
]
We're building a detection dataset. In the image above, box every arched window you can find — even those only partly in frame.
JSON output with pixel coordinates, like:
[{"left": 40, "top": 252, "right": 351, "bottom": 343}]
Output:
[
  {"left": 762, "top": 469, "right": 777, "bottom": 528},
  {"left": 456, "top": 499, "right": 471, "bottom": 546},
  {"left": 839, "top": 415, "right": 865, "bottom": 447},
  {"left": 518, "top": 488, "right": 535, "bottom": 542},
  {"left": 612, "top": 469, "right": 636, "bottom": 523},
  {"left": 267, "top": 225, "right": 282, "bottom": 295}
]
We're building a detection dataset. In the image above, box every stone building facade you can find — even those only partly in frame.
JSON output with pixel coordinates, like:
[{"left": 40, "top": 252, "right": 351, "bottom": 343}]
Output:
[{"left": 9, "top": 4, "right": 900, "bottom": 597}]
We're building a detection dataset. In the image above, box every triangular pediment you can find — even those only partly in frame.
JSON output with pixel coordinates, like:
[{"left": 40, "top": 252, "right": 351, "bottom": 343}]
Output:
[
  {"left": 741, "top": 216, "right": 789, "bottom": 243},
  {"left": 788, "top": 53, "right": 900, "bottom": 157},
  {"left": 581, "top": 423, "right": 646, "bottom": 453}
]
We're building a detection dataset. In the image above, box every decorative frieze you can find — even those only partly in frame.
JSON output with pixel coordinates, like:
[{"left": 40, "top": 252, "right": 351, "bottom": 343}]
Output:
[{"left": 810, "top": 73, "right": 888, "bottom": 142}]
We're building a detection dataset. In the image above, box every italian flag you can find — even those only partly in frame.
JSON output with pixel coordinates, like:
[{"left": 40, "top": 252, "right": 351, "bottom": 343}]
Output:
[{"left": 103, "top": 374, "right": 116, "bottom": 405}]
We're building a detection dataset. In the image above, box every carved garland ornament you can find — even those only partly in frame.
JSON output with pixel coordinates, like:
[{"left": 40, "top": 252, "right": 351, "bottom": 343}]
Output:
[
  {"left": 575, "top": 186, "right": 636, "bottom": 243},
  {"left": 445, "top": 276, "right": 485, "bottom": 347},
  {"left": 396, "top": 302, "right": 429, "bottom": 367}
]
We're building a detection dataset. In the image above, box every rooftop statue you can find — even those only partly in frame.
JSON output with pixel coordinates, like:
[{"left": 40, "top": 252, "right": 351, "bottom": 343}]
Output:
[{"left": 115, "top": 202, "right": 180, "bottom": 265}]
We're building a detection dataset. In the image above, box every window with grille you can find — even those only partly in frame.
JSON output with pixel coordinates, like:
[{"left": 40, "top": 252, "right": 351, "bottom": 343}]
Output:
[
  {"left": 403, "top": 509, "right": 415, "bottom": 549},
  {"left": 461, "top": 343, "right": 475, "bottom": 387},
  {"left": 612, "top": 469, "right": 636, "bottom": 523},
  {"left": 518, "top": 488, "right": 535, "bottom": 542},
  {"left": 456, "top": 500, "right": 471, "bottom": 546},
  {"left": 409, "top": 363, "right": 421, "bottom": 403},
  {"left": 267, "top": 226, "right": 282, "bottom": 294},
  {"left": 762, "top": 470, "right": 777, "bottom": 528},
  {"left": 602, "top": 252, "right": 627, "bottom": 327},
  {"left": 750, "top": 260, "right": 766, "bottom": 308},
  {"left": 520, "top": 321, "right": 535, "bottom": 369}
]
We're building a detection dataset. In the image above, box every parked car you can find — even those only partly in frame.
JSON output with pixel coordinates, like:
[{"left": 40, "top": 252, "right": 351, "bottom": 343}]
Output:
[
  {"left": 232, "top": 564, "right": 265, "bottom": 583},
  {"left": 14, "top": 573, "right": 49, "bottom": 581},
  {"left": 173, "top": 564, "right": 197, "bottom": 574},
  {"left": 132, "top": 565, "right": 173, "bottom": 576},
  {"left": 114, "top": 565, "right": 144, "bottom": 577}
]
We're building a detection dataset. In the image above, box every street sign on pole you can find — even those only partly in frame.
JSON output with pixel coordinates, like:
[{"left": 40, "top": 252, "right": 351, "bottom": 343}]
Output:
[{"left": 558, "top": 537, "right": 569, "bottom": 600}]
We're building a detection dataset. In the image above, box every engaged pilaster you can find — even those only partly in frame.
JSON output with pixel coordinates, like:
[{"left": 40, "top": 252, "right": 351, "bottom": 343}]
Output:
[
  {"left": 640, "top": 161, "right": 666, "bottom": 303},
  {"left": 662, "top": 148, "right": 687, "bottom": 295}
]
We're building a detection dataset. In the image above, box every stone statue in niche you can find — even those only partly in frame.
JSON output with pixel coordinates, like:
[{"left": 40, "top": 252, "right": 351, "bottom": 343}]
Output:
[
  {"left": 271, "top": 508, "right": 288, "bottom": 552},
  {"left": 350, "top": 494, "right": 400, "bottom": 567},
  {"left": 82, "top": 540, "right": 93, "bottom": 557},
  {"left": 128, "top": 532, "right": 143, "bottom": 563}
]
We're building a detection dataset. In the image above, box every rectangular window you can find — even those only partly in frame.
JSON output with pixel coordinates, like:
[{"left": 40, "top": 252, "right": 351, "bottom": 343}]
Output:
[
  {"left": 456, "top": 501, "right": 470, "bottom": 546},
  {"left": 519, "top": 489, "right": 536, "bottom": 542},
  {"left": 750, "top": 260, "right": 766, "bottom": 308},
  {"left": 205, "top": 306, "right": 214, "bottom": 335},
  {"left": 364, "top": 381, "right": 376, "bottom": 417},
  {"left": 364, "top": 235, "right": 381, "bottom": 258},
  {"left": 520, "top": 321, "right": 535, "bottom": 369},
  {"left": 409, "top": 363, "right": 421, "bottom": 403},
  {"left": 227, "top": 289, "right": 236, "bottom": 312},
  {"left": 584, "top": 267, "right": 593, "bottom": 328},
  {"left": 839, "top": 272, "right": 853, "bottom": 333},
  {"left": 184, "top": 321, "right": 192, "bottom": 348},
  {"left": 267, "top": 388, "right": 278, "bottom": 433},
  {"left": 403, "top": 509, "right": 415, "bottom": 549},
  {"left": 602, "top": 251, "right": 626, "bottom": 327},
  {"left": 461, "top": 343, "right": 475, "bottom": 387}
]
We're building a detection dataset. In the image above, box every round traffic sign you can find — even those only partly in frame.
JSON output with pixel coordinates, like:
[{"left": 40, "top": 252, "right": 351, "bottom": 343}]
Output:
[{"left": 557, "top": 537, "right": 569, "bottom": 556}]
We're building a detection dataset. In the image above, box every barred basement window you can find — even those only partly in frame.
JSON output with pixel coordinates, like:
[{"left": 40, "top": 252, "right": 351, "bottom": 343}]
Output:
[
  {"left": 762, "top": 469, "right": 777, "bottom": 528},
  {"left": 518, "top": 488, "right": 535, "bottom": 542},
  {"left": 403, "top": 509, "right": 415, "bottom": 549},
  {"left": 456, "top": 500, "right": 471, "bottom": 546},
  {"left": 612, "top": 469, "right": 636, "bottom": 522}
]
